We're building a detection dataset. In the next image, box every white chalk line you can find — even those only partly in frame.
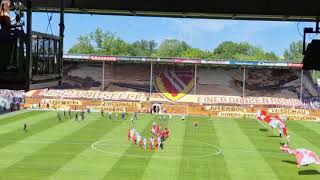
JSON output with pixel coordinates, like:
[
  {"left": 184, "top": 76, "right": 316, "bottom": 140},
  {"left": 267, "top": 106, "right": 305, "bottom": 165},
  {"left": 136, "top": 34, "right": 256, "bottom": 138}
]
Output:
[
  {"left": 0, "top": 140, "right": 282, "bottom": 153},
  {"left": 91, "top": 139, "right": 222, "bottom": 159},
  {"left": 0, "top": 139, "right": 287, "bottom": 157}
]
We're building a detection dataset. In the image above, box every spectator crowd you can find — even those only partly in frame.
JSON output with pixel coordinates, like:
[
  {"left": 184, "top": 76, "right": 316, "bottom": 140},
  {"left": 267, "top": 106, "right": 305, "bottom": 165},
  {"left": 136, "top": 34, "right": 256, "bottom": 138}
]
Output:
[{"left": 0, "top": 89, "right": 25, "bottom": 112}]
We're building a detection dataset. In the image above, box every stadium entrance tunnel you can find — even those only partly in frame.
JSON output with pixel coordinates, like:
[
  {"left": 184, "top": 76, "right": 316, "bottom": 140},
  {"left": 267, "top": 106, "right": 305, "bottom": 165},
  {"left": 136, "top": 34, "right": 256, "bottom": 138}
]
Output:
[
  {"left": 152, "top": 104, "right": 162, "bottom": 114},
  {"left": 91, "top": 138, "right": 222, "bottom": 159}
]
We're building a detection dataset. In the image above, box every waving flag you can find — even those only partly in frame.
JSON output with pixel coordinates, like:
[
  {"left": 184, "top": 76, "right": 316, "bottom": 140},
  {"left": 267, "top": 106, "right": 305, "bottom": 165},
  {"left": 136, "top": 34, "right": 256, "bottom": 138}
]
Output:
[
  {"left": 256, "top": 110, "right": 288, "bottom": 136},
  {"left": 274, "top": 115, "right": 288, "bottom": 136},
  {"left": 280, "top": 144, "right": 320, "bottom": 167},
  {"left": 257, "top": 110, "right": 280, "bottom": 128}
]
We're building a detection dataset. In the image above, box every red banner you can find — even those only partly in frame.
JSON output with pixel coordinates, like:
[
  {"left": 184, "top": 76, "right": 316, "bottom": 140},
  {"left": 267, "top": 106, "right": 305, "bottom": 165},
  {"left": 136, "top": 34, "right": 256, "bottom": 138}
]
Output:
[{"left": 26, "top": 89, "right": 145, "bottom": 102}]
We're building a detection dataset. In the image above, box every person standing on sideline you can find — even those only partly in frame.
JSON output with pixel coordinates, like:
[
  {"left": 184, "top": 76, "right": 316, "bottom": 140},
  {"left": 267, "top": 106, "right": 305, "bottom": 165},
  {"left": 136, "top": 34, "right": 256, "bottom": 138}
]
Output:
[
  {"left": 75, "top": 113, "right": 79, "bottom": 121},
  {"left": 131, "top": 114, "right": 134, "bottom": 124},
  {"left": 101, "top": 109, "right": 104, "bottom": 117},
  {"left": 121, "top": 111, "right": 125, "bottom": 120},
  {"left": 57, "top": 112, "right": 62, "bottom": 122},
  {"left": 182, "top": 114, "right": 185, "bottom": 121},
  {"left": 81, "top": 110, "right": 85, "bottom": 121},
  {"left": 108, "top": 111, "right": 112, "bottom": 120},
  {"left": 23, "top": 123, "right": 27, "bottom": 132},
  {"left": 194, "top": 120, "right": 199, "bottom": 130},
  {"left": 134, "top": 112, "right": 138, "bottom": 120}
]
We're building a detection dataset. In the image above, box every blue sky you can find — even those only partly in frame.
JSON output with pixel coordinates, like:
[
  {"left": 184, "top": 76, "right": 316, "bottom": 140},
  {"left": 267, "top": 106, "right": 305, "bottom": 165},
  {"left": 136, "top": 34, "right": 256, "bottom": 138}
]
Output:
[{"left": 31, "top": 13, "right": 315, "bottom": 56}]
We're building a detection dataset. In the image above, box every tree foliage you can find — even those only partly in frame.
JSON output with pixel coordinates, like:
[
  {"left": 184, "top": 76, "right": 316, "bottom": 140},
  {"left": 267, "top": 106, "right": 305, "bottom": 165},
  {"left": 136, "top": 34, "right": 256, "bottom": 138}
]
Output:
[
  {"left": 68, "top": 28, "right": 302, "bottom": 61},
  {"left": 213, "top": 41, "right": 279, "bottom": 61},
  {"left": 68, "top": 35, "right": 95, "bottom": 54},
  {"left": 283, "top": 40, "right": 304, "bottom": 61}
]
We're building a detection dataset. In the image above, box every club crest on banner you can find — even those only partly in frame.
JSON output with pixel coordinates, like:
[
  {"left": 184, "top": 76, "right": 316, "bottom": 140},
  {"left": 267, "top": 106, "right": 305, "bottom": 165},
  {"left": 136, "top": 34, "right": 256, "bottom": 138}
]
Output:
[{"left": 155, "top": 68, "right": 194, "bottom": 102}]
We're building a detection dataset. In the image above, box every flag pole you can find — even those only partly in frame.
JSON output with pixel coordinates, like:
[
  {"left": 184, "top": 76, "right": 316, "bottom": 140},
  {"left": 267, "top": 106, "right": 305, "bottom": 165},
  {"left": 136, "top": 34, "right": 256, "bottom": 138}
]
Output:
[{"left": 194, "top": 64, "right": 197, "bottom": 95}]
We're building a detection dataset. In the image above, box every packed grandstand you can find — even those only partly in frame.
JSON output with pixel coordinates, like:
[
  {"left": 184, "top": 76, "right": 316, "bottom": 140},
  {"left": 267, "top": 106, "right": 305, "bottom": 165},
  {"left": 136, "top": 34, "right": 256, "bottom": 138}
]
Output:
[{"left": 1, "top": 56, "right": 320, "bottom": 120}]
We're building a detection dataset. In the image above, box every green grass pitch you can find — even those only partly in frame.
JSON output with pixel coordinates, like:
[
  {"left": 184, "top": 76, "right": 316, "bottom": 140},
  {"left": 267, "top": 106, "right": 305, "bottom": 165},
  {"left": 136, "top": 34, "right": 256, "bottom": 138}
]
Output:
[{"left": 0, "top": 110, "right": 319, "bottom": 180}]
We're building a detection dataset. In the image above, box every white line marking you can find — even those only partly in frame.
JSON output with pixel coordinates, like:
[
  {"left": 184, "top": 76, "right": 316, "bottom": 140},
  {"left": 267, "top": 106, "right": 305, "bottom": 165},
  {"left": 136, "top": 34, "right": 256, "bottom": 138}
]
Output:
[
  {"left": 91, "top": 139, "right": 222, "bottom": 159},
  {"left": 0, "top": 139, "right": 289, "bottom": 157}
]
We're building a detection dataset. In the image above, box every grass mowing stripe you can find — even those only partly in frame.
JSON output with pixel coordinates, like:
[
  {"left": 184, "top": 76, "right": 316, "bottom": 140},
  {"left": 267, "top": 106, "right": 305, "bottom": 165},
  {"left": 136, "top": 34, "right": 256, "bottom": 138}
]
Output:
[
  {"left": 0, "top": 110, "right": 45, "bottom": 126},
  {"left": 0, "top": 114, "right": 97, "bottom": 172},
  {"left": 0, "top": 110, "right": 29, "bottom": 119},
  {"left": 141, "top": 116, "right": 186, "bottom": 180},
  {"left": 208, "top": 117, "right": 230, "bottom": 179},
  {"left": 0, "top": 114, "right": 123, "bottom": 179},
  {"left": 236, "top": 119, "right": 316, "bottom": 180},
  {"left": 178, "top": 116, "right": 230, "bottom": 180},
  {"left": 0, "top": 111, "right": 54, "bottom": 135},
  {"left": 102, "top": 115, "right": 169, "bottom": 180},
  {"left": 295, "top": 121, "right": 320, "bottom": 135},
  {"left": 0, "top": 112, "right": 64, "bottom": 150},
  {"left": 50, "top": 115, "right": 150, "bottom": 180},
  {"left": 214, "top": 118, "right": 279, "bottom": 180},
  {"left": 288, "top": 121, "right": 320, "bottom": 149}
]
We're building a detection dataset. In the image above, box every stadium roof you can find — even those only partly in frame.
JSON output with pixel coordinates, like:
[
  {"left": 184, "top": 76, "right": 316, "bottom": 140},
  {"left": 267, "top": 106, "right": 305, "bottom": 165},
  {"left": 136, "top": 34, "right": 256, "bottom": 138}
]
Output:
[
  {"left": 63, "top": 54, "right": 304, "bottom": 69},
  {"left": 25, "top": 0, "right": 320, "bottom": 21}
]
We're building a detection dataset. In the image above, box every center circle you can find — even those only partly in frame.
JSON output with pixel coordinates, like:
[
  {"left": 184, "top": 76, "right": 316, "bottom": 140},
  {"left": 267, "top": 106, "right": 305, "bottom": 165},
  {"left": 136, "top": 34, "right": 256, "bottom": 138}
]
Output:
[{"left": 91, "top": 138, "right": 222, "bottom": 159}]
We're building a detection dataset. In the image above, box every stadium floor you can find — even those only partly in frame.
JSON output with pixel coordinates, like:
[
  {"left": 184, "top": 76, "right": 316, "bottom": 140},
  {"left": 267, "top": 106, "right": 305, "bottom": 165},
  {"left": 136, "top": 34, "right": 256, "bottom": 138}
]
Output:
[{"left": 0, "top": 111, "right": 319, "bottom": 180}]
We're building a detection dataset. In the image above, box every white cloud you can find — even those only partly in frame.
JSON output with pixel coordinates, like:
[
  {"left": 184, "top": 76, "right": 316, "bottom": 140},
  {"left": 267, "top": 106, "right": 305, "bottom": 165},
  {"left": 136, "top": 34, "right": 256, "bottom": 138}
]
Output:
[
  {"left": 240, "top": 21, "right": 292, "bottom": 34},
  {"left": 173, "top": 19, "right": 238, "bottom": 34}
]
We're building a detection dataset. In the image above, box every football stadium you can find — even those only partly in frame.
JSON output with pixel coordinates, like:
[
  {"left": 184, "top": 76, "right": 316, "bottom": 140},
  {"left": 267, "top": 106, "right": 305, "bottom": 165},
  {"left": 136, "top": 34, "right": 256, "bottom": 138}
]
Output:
[{"left": 1, "top": 0, "right": 320, "bottom": 180}]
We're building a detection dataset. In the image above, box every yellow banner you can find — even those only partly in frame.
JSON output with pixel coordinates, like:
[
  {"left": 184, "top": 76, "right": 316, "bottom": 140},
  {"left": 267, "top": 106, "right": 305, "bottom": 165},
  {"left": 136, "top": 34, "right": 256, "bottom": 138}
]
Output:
[
  {"left": 41, "top": 99, "right": 82, "bottom": 106},
  {"left": 268, "top": 108, "right": 309, "bottom": 115}
]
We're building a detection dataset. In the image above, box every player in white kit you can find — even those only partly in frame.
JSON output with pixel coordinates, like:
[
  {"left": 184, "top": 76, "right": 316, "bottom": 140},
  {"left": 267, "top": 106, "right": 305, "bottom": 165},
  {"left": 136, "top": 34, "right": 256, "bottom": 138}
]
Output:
[{"left": 143, "top": 137, "right": 147, "bottom": 151}]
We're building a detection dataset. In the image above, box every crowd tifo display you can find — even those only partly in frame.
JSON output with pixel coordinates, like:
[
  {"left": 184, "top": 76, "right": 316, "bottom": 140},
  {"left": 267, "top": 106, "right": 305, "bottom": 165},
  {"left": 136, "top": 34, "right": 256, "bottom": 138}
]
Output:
[
  {"left": 59, "top": 61, "right": 320, "bottom": 101},
  {"left": 23, "top": 60, "right": 320, "bottom": 119}
]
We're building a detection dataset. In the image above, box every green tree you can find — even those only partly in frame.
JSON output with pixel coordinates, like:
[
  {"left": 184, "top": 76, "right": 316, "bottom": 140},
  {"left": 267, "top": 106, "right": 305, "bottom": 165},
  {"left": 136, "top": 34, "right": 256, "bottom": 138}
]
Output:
[
  {"left": 213, "top": 41, "right": 279, "bottom": 61},
  {"left": 68, "top": 28, "right": 282, "bottom": 61},
  {"left": 182, "top": 48, "right": 214, "bottom": 59},
  {"left": 129, "top": 40, "right": 157, "bottom": 56},
  {"left": 99, "top": 31, "right": 130, "bottom": 55},
  {"left": 157, "top": 39, "right": 191, "bottom": 57},
  {"left": 264, "top": 52, "right": 279, "bottom": 61},
  {"left": 283, "top": 40, "right": 304, "bottom": 61},
  {"left": 68, "top": 35, "right": 95, "bottom": 54}
]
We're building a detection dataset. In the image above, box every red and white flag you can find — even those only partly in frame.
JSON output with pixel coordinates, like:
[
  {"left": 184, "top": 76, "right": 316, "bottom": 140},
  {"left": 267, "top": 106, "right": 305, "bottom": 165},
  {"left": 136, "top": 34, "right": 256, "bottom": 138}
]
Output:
[
  {"left": 257, "top": 110, "right": 280, "bottom": 128},
  {"left": 280, "top": 144, "right": 320, "bottom": 167},
  {"left": 274, "top": 115, "right": 288, "bottom": 136}
]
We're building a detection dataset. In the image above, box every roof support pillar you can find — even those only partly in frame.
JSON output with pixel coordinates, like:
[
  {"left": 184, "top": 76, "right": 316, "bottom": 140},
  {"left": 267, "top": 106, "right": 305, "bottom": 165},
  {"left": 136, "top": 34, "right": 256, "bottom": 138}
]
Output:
[{"left": 26, "top": 0, "right": 32, "bottom": 90}]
